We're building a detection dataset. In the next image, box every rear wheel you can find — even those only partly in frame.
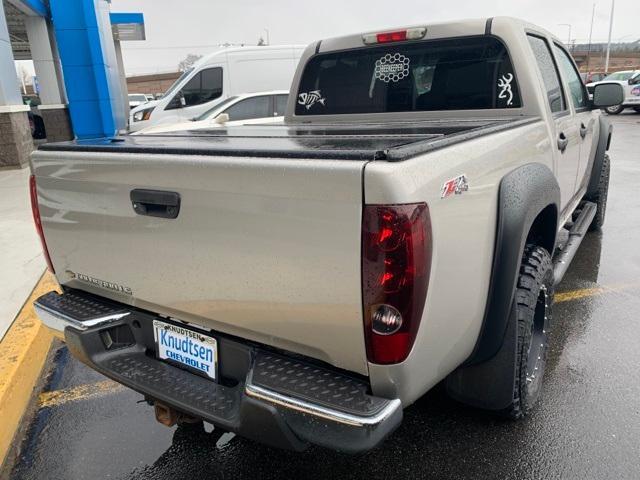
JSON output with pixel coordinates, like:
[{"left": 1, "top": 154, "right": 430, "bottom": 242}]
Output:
[
  {"left": 589, "top": 154, "right": 610, "bottom": 231},
  {"left": 501, "top": 245, "right": 554, "bottom": 419},
  {"left": 603, "top": 105, "right": 624, "bottom": 115}
]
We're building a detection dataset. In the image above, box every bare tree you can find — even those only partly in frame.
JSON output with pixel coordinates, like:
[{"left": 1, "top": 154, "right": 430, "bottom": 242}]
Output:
[
  {"left": 257, "top": 37, "right": 266, "bottom": 46},
  {"left": 16, "top": 65, "right": 31, "bottom": 94},
  {"left": 178, "top": 54, "right": 203, "bottom": 72}
]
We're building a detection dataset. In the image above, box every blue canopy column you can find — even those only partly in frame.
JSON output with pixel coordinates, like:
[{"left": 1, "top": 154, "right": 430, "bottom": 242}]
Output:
[{"left": 49, "top": 0, "right": 143, "bottom": 138}]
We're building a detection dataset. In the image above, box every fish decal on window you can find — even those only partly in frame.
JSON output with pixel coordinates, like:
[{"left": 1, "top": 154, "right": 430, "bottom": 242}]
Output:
[{"left": 298, "top": 90, "right": 326, "bottom": 110}]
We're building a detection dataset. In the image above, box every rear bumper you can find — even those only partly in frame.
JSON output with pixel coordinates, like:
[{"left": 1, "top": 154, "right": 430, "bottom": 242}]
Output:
[{"left": 34, "top": 289, "right": 402, "bottom": 453}]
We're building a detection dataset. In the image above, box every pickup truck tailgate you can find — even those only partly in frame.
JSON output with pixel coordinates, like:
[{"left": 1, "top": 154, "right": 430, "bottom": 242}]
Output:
[{"left": 32, "top": 146, "right": 371, "bottom": 374}]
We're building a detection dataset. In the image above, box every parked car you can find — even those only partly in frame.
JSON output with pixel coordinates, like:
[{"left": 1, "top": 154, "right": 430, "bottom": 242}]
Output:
[
  {"left": 128, "top": 45, "right": 304, "bottom": 132},
  {"left": 580, "top": 72, "right": 606, "bottom": 84},
  {"left": 133, "top": 91, "right": 289, "bottom": 135},
  {"left": 128, "top": 93, "right": 149, "bottom": 110},
  {"left": 586, "top": 70, "right": 640, "bottom": 114},
  {"left": 145, "top": 94, "right": 155, "bottom": 102},
  {"left": 30, "top": 17, "right": 623, "bottom": 453}
]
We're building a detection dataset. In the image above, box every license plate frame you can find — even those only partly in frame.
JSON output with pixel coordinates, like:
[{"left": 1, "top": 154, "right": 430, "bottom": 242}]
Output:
[{"left": 153, "top": 319, "right": 218, "bottom": 381}]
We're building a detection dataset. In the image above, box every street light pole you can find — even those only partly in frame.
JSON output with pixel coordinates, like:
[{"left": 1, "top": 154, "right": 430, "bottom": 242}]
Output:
[
  {"left": 586, "top": 3, "right": 595, "bottom": 72},
  {"left": 558, "top": 23, "right": 572, "bottom": 46},
  {"left": 604, "top": 0, "right": 615, "bottom": 73},
  {"left": 264, "top": 28, "right": 270, "bottom": 46}
]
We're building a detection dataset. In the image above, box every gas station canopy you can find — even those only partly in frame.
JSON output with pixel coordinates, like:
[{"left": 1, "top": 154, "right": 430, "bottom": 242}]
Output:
[{"left": 110, "top": 12, "right": 145, "bottom": 41}]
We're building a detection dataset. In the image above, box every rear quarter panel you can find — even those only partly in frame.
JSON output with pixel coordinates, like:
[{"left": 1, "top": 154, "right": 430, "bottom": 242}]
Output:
[{"left": 364, "top": 121, "right": 553, "bottom": 403}]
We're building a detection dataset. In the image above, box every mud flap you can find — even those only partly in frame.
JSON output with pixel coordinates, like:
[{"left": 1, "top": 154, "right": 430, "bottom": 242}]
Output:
[{"left": 445, "top": 302, "right": 518, "bottom": 411}]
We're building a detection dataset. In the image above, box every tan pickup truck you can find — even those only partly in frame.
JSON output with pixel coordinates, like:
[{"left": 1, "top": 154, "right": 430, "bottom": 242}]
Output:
[{"left": 29, "top": 17, "right": 623, "bottom": 453}]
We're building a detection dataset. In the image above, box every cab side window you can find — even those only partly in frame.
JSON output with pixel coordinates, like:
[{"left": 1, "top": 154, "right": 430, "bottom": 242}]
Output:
[
  {"left": 223, "top": 96, "right": 271, "bottom": 121},
  {"left": 527, "top": 35, "right": 566, "bottom": 113},
  {"left": 169, "top": 67, "right": 223, "bottom": 109},
  {"left": 552, "top": 44, "right": 588, "bottom": 109},
  {"left": 274, "top": 95, "right": 288, "bottom": 116}
]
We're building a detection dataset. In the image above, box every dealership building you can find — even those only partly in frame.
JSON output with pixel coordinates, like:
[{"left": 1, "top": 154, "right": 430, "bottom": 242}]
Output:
[{"left": 0, "top": 0, "right": 144, "bottom": 168}]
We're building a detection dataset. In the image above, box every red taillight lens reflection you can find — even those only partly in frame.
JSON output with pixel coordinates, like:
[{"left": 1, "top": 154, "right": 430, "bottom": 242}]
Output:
[
  {"left": 362, "top": 203, "right": 431, "bottom": 364},
  {"left": 29, "top": 175, "right": 55, "bottom": 273}
]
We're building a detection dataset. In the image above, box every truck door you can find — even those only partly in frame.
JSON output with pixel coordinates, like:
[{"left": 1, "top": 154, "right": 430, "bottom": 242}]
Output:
[
  {"left": 552, "top": 43, "right": 597, "bottom": 195},
  {"left": 527, "top": 35, "right": 581, "bottom": 212}
]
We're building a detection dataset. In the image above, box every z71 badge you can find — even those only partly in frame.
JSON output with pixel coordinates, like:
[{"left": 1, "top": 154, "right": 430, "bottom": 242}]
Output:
[{"left": 441, "top": 174, "right": 469, "bottom": 199}]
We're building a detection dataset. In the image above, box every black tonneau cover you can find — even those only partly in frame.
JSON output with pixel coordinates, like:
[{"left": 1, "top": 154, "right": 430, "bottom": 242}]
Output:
[{"left": 39, "top": 118, "right": 537, "bottom": 162}]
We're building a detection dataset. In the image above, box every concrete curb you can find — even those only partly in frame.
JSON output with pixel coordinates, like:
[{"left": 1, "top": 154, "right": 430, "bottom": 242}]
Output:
[{"left": 0, "top": 272, "right": 58, "bottom": 467}]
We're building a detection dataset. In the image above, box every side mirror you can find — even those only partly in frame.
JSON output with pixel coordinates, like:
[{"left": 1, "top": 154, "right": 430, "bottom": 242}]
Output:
[
  {"left": 592, "top": 82, "right": 624, "bottom": 108},
  {"left": 629, "top": 76, "right": 640, "bottom": 85},
  {"left": 213, "top": 113, "right": 229, "bottom": 124},
  {"left": 167, "top": 92, "right": 184, "bottom": 110}
]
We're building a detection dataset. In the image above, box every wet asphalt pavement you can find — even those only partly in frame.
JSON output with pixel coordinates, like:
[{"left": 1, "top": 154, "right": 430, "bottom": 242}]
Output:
[{"left": 8, "top": 113, "right": 640, "bottom": 480}]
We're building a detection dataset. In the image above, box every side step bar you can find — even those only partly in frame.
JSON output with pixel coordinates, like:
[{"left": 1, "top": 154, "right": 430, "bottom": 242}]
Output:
[{"left": 553, "top": 201, "right": 597, "bottom": 285}]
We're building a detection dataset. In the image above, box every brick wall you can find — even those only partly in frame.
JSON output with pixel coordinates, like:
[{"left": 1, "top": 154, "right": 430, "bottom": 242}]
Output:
[
  {"left": 126, "top": 72, "right": 182, "bottom": 96},
  {"left": 573, "top": 51, "right": 640, "bottom": 73},
  {"left": 0, "top": 112, "right": 34, "bottom": 168},
  {"left": 39, "top": 109, "right": 73, "bottom": 143}
]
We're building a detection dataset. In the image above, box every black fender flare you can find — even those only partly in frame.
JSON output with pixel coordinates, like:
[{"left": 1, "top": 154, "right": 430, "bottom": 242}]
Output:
[
  {"left": 586, "top": 115, "right": 612, "bottom": 199},
  {"left": 446, "top": 163, "right": 559, "bottom": 410}
]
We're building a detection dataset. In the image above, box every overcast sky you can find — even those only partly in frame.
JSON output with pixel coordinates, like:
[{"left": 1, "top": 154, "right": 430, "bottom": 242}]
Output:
[
  {"left": 110, "top": 0, "right": 637, "bottom": 76},
  {"left": 15, "top": 0, "right": 637, "bottom": 80}
]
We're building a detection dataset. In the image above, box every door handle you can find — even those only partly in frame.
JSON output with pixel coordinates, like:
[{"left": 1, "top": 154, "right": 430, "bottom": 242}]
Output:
[
  {"left": 130, "top": 189, "right": 181, "bottom": 219},
  {"left": 580, "top": 123, "right": 588, "bottom": 139},
  {"left": 557, "top": 132, "right": 568, "bottom": 153}
]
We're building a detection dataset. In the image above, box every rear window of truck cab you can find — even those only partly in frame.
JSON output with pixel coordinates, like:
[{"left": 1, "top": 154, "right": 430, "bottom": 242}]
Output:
[{"left": 295, "top": 37, "right": 521, "bottom": 116}]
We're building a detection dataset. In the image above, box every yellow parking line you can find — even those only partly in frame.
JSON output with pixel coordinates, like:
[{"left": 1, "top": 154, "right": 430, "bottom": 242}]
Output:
[
  {"left": 556, "top": 287, "right": 608, "bottom": 303},
  {"left": 556, "top": 283, "right": 640, "bottom": 303},
  {"left": 39, "top": 380, "right": 125, "bottom": 408},
  {"left": 0, "top": 271, "right": 58, "bottom": 464}
]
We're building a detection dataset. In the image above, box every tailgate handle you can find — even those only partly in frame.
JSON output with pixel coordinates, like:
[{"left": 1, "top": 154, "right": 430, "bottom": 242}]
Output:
[{"left": 130, "top": 189, "right": 181, "bottom": 219}]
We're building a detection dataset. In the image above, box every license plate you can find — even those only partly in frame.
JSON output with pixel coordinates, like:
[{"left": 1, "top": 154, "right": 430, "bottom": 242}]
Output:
[{"left": 153, "top": 320, "right": 218, "bottom": 381}]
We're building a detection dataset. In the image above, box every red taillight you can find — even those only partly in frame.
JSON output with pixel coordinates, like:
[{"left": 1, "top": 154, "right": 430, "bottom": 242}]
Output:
[
  {"left": 362, "top": 203, "right": 431, "bottom": 364},
  {"left": 29, "top": 175, "right": 55, "bottom": 273}
]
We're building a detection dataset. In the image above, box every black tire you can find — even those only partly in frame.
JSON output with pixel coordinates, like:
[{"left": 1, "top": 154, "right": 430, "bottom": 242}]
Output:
[
  {"left": 501, "top": 245, "right": 554, "bottom": 420},
  {"left": 603, "top": 104, "right": 624, "bottom": 115},
  {"left": 589, "top": 154, "right": 610, "bottom": 231},
  {"left": 633, "top": 107, "right": 640, "bottom": 113}
]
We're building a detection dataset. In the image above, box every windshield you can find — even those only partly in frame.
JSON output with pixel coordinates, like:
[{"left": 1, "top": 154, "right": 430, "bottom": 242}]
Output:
[
  {"left": 194, "top": 96, "right": 239, "bottom": 121},
  {"left": 603, "top": 71, "right": 634, "bottom": 81},
  {"left": 162, "top": 68, "right": 194, "bottom": 99},
  {"left": 295, "top": 36, "right": 521, "bottom": 116}
]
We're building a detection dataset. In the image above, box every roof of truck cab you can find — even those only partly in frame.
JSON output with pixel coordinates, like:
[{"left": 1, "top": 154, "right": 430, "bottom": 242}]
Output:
[{"left": 314, "top": 16, "right": 564, "bottom": 53}]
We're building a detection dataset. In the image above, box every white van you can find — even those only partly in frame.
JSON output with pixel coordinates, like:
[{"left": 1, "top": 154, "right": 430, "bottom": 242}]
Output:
[{"left": 129, "top": 45, "right": 304, "bottom": 132}]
